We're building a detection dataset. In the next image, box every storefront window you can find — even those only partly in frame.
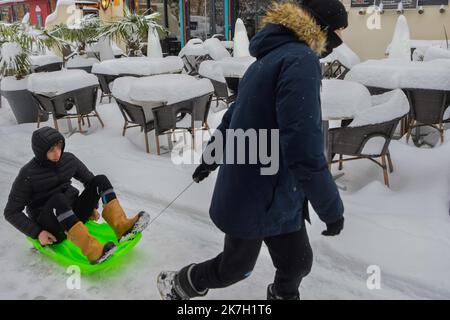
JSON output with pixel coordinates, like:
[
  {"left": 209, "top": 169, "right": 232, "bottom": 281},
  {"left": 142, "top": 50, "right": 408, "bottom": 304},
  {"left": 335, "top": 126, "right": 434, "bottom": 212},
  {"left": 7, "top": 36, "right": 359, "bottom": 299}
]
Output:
[
  {"left": 188, "top": 0, "right": 210, "bottom": 40},
  {"left": 236, "top": 0, "right": 275, "bottom": 39},
  {"left": 0, "top": 6, "right": 12, "bottom": 23}
]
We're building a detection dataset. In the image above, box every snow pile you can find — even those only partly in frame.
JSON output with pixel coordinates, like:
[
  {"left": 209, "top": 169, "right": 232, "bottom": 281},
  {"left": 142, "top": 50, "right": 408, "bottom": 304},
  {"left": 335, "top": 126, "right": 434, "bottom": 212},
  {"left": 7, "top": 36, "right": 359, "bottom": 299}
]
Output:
[
  {"left": 112, "top": 74, "right": 214, "bottom": 107},
  {"left": 147, "top": 26, "right": 163, "bottom": 59},
  {"left": 93, "top": 37, "right": 115, "bottom": 61},
  {"left": 1, "top": 42, "right": 23, "bottom": 64},
  {"left": 91, "top": 56, "right": 183, "bottom": 76},
  {"left": 233, "top": 18, "right": 250, "bottom": 58},
  {"left": 320, "top": 79, "right": 372, "bottom": 120},
  {"left": 29, "top": 54, "right": 62, "bottom": 66},
  {"left": 204, "top": 38, "right": 231, "bottom": 60},
  {"left": 66, "top": 55, "right": 99, "bottom": 68},
  {"left": 388, "top": 15, "right": 411, "bottom": 61},
  {"left": 27, "top": 69, "right": 98, "bottom": 95},
  {"left": 179, "top": 38, "right": 208, "bottom": 57},
  {"left": 423, "top": 47, "right": 450, "bottom": 61},
  {"left": 321, "top": 43, "right": 360, "bottom": 69},
  {"left": 212, "top": 56, "right": 256, "bottom": 78},
  {"left": 198, "top": 60, "right": 226, "bottom": 83},
  {"left": 350, "top": 89, "right": 410, "bottom": 127},
  {"left": 345, "top": 59, "right": 450, "bottom": 90}
]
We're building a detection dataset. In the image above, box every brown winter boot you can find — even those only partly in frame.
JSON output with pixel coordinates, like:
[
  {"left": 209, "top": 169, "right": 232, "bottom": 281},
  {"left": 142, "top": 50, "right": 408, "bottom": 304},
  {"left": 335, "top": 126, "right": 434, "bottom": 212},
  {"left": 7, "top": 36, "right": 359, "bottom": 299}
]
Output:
[
  {"left": 102, "top": 199, "right": 151, "bottom": 242},
  {"left": 66, "top": 222, "right": 117, "bottom": 264}
]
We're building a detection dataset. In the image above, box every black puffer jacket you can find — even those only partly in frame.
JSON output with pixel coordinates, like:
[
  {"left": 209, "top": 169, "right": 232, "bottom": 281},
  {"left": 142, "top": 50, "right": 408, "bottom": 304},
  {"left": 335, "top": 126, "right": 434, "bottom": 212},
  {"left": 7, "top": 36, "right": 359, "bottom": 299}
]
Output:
[{"left": 4, "top": 127, "right": 94, "bottom": 239}]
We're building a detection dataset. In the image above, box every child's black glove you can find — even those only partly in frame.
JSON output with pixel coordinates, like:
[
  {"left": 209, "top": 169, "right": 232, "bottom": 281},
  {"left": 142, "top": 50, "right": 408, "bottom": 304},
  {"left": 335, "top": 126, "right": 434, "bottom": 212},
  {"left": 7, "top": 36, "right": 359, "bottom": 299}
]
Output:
[{"left": 322, "top": 217, "right": 344, "bottom": 236}]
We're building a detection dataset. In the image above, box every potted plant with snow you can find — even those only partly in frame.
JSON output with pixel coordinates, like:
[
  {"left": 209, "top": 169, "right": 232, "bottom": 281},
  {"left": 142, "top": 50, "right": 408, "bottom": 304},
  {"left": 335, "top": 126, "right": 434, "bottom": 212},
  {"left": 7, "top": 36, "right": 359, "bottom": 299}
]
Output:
[
  {"left": 99, "top": 9, "right": 163, "bottom": 57},
  {"left": 0, "top": 27, "right": 49, "bottom": 124}
]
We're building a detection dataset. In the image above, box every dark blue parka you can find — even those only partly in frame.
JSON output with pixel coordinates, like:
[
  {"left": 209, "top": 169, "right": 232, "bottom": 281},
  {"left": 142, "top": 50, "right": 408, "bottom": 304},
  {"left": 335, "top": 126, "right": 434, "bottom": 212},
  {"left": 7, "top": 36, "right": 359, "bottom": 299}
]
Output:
[{"left": 207, "top": 4, "right": 344, "bottom": 239}]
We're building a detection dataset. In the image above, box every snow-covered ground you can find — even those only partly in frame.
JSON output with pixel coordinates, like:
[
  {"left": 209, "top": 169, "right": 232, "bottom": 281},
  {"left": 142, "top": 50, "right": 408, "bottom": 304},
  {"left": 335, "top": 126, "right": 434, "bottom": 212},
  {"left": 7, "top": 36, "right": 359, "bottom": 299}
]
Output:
[{"left": 1, "top": 95, "right": 450, "bottom": 300}]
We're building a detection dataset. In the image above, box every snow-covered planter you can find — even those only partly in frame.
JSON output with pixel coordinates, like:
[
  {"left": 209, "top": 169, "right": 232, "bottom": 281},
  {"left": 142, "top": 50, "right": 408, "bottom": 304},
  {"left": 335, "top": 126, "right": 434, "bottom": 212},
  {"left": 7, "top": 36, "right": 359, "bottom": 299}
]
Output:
[
  {"left": 0, "top": 42, "right": 48, "bottom": 124},
  {"left": 1, "top": 76, "right": 48, "bottom": 124}
]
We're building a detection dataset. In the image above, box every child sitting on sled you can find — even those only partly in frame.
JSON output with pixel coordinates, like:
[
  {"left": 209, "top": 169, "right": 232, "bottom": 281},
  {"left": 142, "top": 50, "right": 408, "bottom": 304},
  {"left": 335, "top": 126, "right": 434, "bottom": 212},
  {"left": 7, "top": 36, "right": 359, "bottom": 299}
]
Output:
[{"left": 4, "top": 127, "right": 150, "bottom": 264}]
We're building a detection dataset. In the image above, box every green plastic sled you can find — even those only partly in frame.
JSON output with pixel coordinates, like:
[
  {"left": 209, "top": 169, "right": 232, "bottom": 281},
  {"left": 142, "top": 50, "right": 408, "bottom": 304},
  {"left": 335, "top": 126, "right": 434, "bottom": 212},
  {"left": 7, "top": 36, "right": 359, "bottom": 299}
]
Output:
[{"left": 27, "top": 220, "right": 142, "bottom": 274}]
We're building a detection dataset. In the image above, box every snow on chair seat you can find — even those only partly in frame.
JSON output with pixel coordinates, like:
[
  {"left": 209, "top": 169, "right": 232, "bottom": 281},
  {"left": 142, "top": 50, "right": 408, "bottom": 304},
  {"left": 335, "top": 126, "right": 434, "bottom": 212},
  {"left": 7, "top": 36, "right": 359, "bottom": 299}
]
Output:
[{"left": 327, "top": 89, "right": 410, "bottom": 187}]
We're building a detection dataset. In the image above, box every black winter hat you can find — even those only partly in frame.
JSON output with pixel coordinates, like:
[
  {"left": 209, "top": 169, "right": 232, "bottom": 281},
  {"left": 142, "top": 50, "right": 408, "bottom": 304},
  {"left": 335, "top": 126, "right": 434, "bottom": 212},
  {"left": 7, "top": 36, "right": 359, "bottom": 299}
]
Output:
[
  {"left": 301, "top": 0, "right": 348, "bottom": 57},
  {"left": 301, "top": 0, "right": 348, "bottom": 31},
  {"left": 31, "top": 126, "right": 65, "bottom": 162}
]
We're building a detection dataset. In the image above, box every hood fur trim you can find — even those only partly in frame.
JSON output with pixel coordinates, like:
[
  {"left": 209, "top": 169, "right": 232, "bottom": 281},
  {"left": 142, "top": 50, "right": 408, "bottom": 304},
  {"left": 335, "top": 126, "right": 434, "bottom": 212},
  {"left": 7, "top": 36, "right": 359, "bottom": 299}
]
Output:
[{"left": 262, "top": 2, "right": 327, "bottom": 56}]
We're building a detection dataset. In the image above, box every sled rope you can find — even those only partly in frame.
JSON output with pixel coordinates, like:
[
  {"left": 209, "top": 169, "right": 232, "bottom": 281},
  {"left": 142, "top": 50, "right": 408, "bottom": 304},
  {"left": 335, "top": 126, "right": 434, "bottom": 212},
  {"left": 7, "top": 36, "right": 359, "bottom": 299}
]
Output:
[{"left": 150, "top": 180, "right": 195, "bottom": 225}]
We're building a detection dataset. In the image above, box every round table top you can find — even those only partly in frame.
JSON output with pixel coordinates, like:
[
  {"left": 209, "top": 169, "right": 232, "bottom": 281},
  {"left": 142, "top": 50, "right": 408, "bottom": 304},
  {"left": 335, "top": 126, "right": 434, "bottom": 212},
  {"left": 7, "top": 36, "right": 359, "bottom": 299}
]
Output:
[{"left": 91, "top": 56, "right": 184, "bottom": 76}]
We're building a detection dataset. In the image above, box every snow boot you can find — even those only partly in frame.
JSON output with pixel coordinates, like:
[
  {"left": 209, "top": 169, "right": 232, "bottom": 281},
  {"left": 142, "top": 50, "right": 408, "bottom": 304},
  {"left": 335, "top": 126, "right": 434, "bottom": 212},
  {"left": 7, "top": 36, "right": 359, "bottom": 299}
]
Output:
[
  {"left": 101, "top": 199, "right": 150, "bottom": 242},
  {"left": 267, "top": 284, "right": 300, "bottom": 300},
  {"left": 157, "top": 264, "right": 208, "bottom": 300},
  {"left": 66, "top": 222, "right": 117, "bottom": 264}
]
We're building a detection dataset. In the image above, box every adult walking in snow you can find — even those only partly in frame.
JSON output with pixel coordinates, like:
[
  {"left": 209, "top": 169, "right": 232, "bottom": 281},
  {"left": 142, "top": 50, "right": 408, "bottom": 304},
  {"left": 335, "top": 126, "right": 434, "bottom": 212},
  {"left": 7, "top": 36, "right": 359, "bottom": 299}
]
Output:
[
  {"left": 4, "top": 127, "right": 150, "bottom": 264},
  {"left": 158, "top": 0, "right": 347, "bottom": 299}
]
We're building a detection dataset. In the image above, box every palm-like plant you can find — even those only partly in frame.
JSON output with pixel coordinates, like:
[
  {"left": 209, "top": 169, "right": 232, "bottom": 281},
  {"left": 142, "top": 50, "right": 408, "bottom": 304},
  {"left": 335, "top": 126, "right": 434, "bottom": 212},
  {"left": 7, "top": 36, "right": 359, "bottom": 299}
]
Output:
[
  {"left": 50, "top": 14, "right": 101, "bottom": 55},
  {"left": 99, "top": 8, "right": 164, "bottom": 56},
  {"left": 0, "top": 41, "right": 30, "bottom": 79},
  {"left": 0, "top": 22, "right": 65, "bottom": 79}
]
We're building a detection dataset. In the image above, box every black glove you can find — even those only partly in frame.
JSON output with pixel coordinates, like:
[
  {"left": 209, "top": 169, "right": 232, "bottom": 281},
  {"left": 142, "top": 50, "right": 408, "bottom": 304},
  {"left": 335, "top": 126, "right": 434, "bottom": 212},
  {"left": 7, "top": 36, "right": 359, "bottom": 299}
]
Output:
[
  {"left": 192, "top": 163, "right": 212, "bottom": 183},
  {"left": 322, "top": 217, "right": 344, "bottom": 236}
]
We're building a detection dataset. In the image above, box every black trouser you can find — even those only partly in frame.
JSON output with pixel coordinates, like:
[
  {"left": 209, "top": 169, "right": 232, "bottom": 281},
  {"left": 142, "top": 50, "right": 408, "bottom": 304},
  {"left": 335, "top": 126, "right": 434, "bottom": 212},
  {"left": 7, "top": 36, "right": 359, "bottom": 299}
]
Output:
[
  {"left": 36, "top": 175, "right": 114, "bottom": 242},
  {"left": 185, "top": 224, "right": 313, "bottom": 298}
]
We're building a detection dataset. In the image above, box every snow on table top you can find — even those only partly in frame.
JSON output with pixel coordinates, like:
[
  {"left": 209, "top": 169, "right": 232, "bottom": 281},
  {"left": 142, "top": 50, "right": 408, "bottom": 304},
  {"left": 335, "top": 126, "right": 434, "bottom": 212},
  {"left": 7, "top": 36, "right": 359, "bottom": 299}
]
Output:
[
  {"left": 424, "top": 47, "right": 450, "bottom": 61},
  {"left": 0, "top": 76, "right": 29, "bottom": 91},
  {"left": 91, "top": 56, "right": 183, "bottom": 76},
  {"left": 112, "top": 74, "right": 214, "bottom": 108},
  {"left": 320, "top": 43, "right": 360, "bottom": 69},
  {"left": 27, "top": 69, "right": 99, "bottom": 96},
  {"left": 29, "top": 54, "right": 62, "bottom": 66},
  {"left": 321, "top": 79, "right": 372, "bottom": 120},
  {"left": 350, "top": 89, "right": 410, "bottom": 127},
  {"left": 198, "top": 60, "right": 226, "bottom": 83},
  {"left": 345, "top": 58, "right": 450, "bottom": 91},
  {"left": 221, "top": 41, "right": 234, "bottom": 49}
]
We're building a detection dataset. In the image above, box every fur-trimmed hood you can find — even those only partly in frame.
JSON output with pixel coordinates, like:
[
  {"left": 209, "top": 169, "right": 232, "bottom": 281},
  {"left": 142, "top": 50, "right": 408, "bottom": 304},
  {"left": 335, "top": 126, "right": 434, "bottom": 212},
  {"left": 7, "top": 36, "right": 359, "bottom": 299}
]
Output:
[{"left": 254, "top": 2, "right": 327, "bottom": 57}]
